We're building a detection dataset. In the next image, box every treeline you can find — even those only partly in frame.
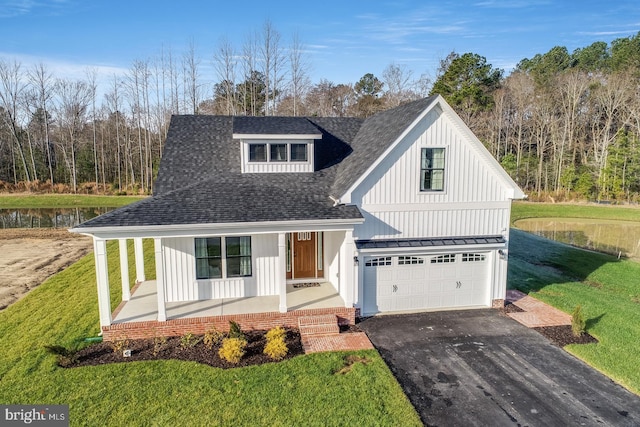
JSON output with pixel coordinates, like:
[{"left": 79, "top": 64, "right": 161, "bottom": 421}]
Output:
[
  {"left": 434, "top": 34, "right": 640, "bottom": 202},
  {"left": 2, "top": 22, "right": 640, "bottom": 201}
]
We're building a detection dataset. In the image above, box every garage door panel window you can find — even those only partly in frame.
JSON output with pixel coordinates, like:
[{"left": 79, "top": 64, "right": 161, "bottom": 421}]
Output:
[
  {"left": 462, "top": 253, "right": 486, "bottom": 262},
  {"left": 431, "top": 254, "right": 456, "bottom": 263},
  {"left": 365, "top": 257, "right": 392, "bottom": 267},
  {"left": 398, "top": 256, "right": 425, "bottom": 265}
]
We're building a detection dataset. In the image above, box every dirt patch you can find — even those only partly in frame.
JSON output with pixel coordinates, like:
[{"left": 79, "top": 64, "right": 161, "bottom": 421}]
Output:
[
  {"left": 56, "top": 329, "right": 303, "bottom": 369},
  {"left": 0, "top": 228, "right": 92, "bottom": 310}
]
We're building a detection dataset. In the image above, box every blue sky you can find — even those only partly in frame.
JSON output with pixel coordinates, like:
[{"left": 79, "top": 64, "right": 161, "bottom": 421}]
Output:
[{"left": 1, "top": 0, "right": 639, "bottom": 92}]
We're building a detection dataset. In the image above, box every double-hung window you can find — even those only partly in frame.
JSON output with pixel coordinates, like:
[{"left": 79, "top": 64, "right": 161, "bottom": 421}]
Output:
[
  {"left": 421, "top": 148, "right": 446, "bottom": 191},
  {"left": 195, "top": 237, "right": 252, "bottom": 279}
]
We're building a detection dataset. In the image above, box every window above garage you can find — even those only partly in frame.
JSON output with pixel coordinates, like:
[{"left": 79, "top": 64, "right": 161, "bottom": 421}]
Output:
[{"left": 420, "top": 147, "right": 446, "bottom": 191}]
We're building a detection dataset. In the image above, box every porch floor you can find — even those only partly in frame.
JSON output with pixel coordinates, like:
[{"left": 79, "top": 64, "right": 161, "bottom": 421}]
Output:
[{"left": 112, "top": 280, "right": 346, "bottom": 324}]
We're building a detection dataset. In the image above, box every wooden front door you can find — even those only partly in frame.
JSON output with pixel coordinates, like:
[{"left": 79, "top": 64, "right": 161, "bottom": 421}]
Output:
[{"left": 293, "top": 232, "right": 316, "bottom": 278}]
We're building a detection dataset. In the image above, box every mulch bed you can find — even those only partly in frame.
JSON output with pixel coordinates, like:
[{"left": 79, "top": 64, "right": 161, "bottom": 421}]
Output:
[
  {"left": 59, "top": 328, "right": 303, "bottom": 369},
  {"left": 534, "top": 325, "right": 598, "bottom": 347},
  {"left": 500, "top": 302, "right": 598, "bottom": 347}
]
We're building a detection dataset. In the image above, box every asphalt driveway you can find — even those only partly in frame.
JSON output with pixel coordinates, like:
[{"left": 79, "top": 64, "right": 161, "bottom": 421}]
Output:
[{"left": 359, "top": 309, "right": 640, "bottom": 427}]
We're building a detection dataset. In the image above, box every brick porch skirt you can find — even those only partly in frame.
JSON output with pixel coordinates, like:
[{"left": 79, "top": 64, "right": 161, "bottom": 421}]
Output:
[{"left": 102, "top": 307, "right": 356, "bottom": 341}]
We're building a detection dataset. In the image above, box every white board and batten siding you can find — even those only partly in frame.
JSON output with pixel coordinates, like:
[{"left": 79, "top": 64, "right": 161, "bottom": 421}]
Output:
[
  {"left": 161, "top": 234, "right": 280, "bottom": 302},
  {"left": 350, "top": 107, "right": 514, "bottom": 241}
]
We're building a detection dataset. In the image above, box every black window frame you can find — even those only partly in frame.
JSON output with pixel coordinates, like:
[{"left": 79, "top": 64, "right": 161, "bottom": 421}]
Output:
[
  {"left": 420, "top": 147, "right": 446, "bottom": 191},
  {"left": 270, "top": 143, "right": 288, "bottom": 162},
  {"left": 194, "top": 236, "right": 252, "bottom": 279},
  {"left": 248, "top": 144, "right": 267, "bottom": 162},
  {"left": 290, "top": 143, "right": 308, "bottom": 162},
  {"left": 195, "top": 237, "right": 222, "bottom": 279}
]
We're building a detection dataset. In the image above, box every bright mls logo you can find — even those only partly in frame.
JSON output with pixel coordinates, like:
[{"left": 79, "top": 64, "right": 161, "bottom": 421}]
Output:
[{"left": 2, "top": 405, "right": 68, "bottom": 426}]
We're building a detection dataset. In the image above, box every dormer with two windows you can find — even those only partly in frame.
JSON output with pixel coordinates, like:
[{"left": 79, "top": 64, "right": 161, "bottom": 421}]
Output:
[{"left": 233, "top": 116, "right": 321, "bottom": 173}]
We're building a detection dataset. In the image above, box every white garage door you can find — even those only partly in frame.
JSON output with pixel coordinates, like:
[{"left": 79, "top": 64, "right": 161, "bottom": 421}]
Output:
[{"left": 363, "top": 252, "right": 490, "bottom": 315}]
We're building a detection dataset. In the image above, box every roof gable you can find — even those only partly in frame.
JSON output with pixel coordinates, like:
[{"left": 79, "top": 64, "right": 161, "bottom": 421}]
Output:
[{"left": 330, "top": 96, "right": 438, "bottom": 198}]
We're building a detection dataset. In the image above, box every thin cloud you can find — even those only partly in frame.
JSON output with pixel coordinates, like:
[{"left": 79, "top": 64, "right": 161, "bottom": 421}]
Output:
[{"left": 0, "top": 0, "right": 72, "bottom": 18}]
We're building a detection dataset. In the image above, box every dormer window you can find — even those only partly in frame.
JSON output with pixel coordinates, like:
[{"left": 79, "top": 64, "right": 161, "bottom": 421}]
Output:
[
  {"left": 233, "top": 116, "right": 320, "bottom": 173},
  {"left": 248, "top": 142, "right": 308, "bottom": 163},
  {"left": 291, "top": 144, "right": 308, "bottom": 161}
]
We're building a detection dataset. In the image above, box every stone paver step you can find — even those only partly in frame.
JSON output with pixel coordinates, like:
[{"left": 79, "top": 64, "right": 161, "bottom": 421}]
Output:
[
  {"left": 299, "top": 323, "right": 340, "bottom": 337},
  {"left": 298, "top": 314, "right": 338, "bottom": 327},
  {"left": 302, "top": 332, "right": 374, "bottom": 353}
]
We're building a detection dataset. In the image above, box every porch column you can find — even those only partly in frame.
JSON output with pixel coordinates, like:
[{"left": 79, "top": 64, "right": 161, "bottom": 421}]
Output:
[
  {"left": 118, "top": 239, "right": 131, "bottom": 301},
  {"left": 134, "top": 237, "right": 145, "bottom": 283},
  {"left": 93, "top": 238, "right": 112, "bottom": 327},
  {"left": 278, "top": 232, "right": 287, "bottom": 313},
  {"left": 154, "top": 238, "right": 167, "bottom": 321},
  {"left": 341, "top": 230, "right": 356, "bottom": 307}
]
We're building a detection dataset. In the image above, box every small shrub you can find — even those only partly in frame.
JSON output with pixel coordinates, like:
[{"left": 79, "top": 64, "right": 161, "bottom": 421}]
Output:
[
  {"left": 264, "top": 337, "right": 288, "bottom": 361},
  {"left": 219, "top": 337, "right": 247, "bottom": 364},
  {"left": 264, "top": 326, "right": 288, "bottom": 361},
  {"left": 180, "top": 333, "right": 201, "bottom": 349},
  {"left": 265, "top": 326, "right": 286, "bottom": 341},
  {"left": 228, "top": 320, "right": 245, "bottom": 340},
  {"left": 109, "top": 335, "right": 130, "bottom": 355},
  {"left": 203, "top": 327, "right": 224, "bottom": 349},
  {"left": 571, "top": 305, "right": 586, "bottom": 337},
  {"left": 153, "top": 335, "right": 167, "bottom": 356}
]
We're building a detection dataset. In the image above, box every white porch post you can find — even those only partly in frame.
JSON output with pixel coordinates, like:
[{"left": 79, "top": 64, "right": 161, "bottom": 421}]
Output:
[
  {"left": 93, "top": 238, "right": 112, "bottom": 327},
  {"left": 154, "top": 238, "right": 167, "bottom": 321},
  {"left": 341, "top": 230, "right": 356, "bottom": 307},
  {"left": 278, "top": 232, "right": 287, "bottom": 313},
  {"left": 118, "top": 239, "right": 131, "bottom": 301},
  {"left": 134, "top": 237, "right": 145, "bottom": 283}
]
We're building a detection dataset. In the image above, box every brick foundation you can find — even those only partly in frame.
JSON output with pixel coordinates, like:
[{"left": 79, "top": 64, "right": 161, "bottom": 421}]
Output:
[
  {"left": 102, "top": 307, "right": 356, "bottom": 341},
  {"left": 492, "top": 298, "right": 505, "bottom": 308}
]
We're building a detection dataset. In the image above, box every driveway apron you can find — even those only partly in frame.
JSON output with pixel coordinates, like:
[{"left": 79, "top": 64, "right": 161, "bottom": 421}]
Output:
[{"left": 359, "top": 309, "right": 640, "bottom": 427}]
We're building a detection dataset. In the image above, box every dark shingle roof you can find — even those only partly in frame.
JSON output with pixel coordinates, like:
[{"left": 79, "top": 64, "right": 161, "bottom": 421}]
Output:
[
  {"left": 233, "top": 116, "right": 321, "bottom": 135},
  {"left": 78, "top": 173, "right": 362, "bottom": 228},
  {"left": 77, "top": 98, "right": 438, "bottom": 229}
]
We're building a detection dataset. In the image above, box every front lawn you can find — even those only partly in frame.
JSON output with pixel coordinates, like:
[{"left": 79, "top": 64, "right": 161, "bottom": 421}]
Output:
[
  {"left": 508, "top": 203, "right": 640, "bottom": 395},
  {"left": 0, "top": 241, "right": 420, "bottom": 426}
]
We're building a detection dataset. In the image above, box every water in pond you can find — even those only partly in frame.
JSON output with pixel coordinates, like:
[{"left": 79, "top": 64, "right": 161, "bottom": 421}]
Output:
[
  {"left": 0, "top": 207, "right": 116, "bottom": 229},
  {"left": 514, "top": 218, "right": 640, "bottom": 261}
]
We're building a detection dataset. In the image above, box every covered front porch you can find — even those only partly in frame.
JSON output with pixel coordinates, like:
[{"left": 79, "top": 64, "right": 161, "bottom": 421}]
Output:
[
  {"left": 112, "top": 280, "right": 347, "bottom": 323},
  {"left": 103, "top": 280, "right": 356, "bottom": 341}
]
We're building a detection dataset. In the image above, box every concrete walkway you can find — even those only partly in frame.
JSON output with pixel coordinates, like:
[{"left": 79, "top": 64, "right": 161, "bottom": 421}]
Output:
[{"left": 506, "top": 289, "right": 572, "bottom": 327}]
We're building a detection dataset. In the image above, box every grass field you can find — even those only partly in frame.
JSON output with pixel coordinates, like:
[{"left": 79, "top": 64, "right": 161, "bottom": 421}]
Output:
[
  {"left": 508, "top": 202, "right": 640, "bottom": 395},
  {"left": 0, "top": 239, "right": 421, "bottom": 426},
  {"left": 0, "top": 194, "right": 146, "bottom": 208}
]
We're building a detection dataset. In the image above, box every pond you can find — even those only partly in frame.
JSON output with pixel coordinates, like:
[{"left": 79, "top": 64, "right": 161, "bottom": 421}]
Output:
[
  {"left": 0, "top": 207, "right": 116, "bottom": 229},
  {"left": 514, "top": 218, "right": 640, "bottom": 261}
]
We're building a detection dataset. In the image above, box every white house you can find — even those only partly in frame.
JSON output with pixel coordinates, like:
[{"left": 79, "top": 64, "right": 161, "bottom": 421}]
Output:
[{"left": 71, "top": 95, "right": 525, "bottom": 340}]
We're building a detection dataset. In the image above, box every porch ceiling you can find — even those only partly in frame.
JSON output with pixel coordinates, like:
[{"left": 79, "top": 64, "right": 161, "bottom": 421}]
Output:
[{"left": 112, "top": 280, "right": 345, "bottom": 324}]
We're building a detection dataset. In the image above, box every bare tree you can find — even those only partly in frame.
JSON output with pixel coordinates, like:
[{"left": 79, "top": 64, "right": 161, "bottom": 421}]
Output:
[
  {"left": 288, "top": 31, "right": 310, "bottom": 116},
  {"left": 28, "top": 63, "right": 55, "bottom": 184},
  {"left": 85, "top": 68, "right": 99, "bottom": 185},
  {"left": 241, "top": 32, "right": 259, "bottom": 115},
  {"left": 382, "top": 63, "right": 415, "bottom": 107},
  {"left": 260, "top": 20, "right": 285, "bottom": 115},
  {"left": 0, "top": 59, "right": 31, "bottom": 182},
  {"left": 213, "top": 36, "right": 238, "bottom": 115},
  {"left": 183, "top": 40, "right": 203, "bottom": 115},
  {"left": 54, "top": 78, "right": 92, "bottom": 193}
]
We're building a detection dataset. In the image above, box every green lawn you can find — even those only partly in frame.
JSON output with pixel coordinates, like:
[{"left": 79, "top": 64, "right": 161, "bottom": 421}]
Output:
[
  {"left": 0, "top": 194, "right": 146, "bottom": 208},
  {"left": 508, "top": 202, "right": 640, "bottom": 395},
  {"left": 511, "top": 200, "right": 640, "bottom": 223},
  {"left": 0, "top": 240, "right": 420, "bottom": 426}
]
